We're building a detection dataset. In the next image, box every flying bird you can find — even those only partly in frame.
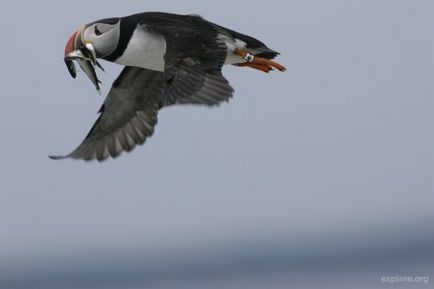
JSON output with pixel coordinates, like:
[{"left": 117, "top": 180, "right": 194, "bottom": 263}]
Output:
[{"left": 51, "top": 12, "right": 286, "bottom": 161}]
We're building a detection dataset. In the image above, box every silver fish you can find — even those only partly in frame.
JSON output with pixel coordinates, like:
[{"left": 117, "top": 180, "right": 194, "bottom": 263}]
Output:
[
  {"left": 64, "top": 45, "right": 104, "bottom": 94},
  {"left": 77, "top": 58, "right": 101, "bottom": 94},
  {"left": 64, "top": 59, "right": 77, "bottom": 79}
]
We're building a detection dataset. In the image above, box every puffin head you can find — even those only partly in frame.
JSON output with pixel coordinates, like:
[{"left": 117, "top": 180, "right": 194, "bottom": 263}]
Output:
[
  {"left": 64, "top": 18, "right": 121, "bottom": 91},
  {"left": 64, "top": 18, "right": 121, "bottom": 63}
]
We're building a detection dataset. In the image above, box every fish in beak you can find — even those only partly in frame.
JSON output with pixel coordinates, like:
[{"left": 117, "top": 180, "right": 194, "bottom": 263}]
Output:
[{"left": 64, "top": 27, "right": 104, "bottom": 94}]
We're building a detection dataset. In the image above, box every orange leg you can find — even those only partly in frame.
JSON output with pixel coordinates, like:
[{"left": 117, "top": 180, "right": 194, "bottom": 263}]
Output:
[{"left": 235, "top": 49, "right": 287, "bottom": 72}]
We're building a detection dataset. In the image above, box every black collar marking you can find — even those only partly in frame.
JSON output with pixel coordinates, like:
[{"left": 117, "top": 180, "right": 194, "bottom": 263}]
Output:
[{"left": 103, "top": 18, "right": 136, "bottom": 62}]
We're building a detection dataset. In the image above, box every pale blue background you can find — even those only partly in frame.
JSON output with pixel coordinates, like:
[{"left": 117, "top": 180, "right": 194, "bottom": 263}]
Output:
[{"left": 0, "top": 0, "right": 433, "bottom": 288}]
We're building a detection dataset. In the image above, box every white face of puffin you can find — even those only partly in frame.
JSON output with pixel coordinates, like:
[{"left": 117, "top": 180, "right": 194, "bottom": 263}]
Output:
[{"left": 82, "top": 20, "right": 121, "bottom": 58}]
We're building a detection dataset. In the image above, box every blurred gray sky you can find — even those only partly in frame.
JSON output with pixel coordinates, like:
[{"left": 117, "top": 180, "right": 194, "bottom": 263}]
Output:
[{"left": 0, "top": 0, "right": 433, "bottom": 288}]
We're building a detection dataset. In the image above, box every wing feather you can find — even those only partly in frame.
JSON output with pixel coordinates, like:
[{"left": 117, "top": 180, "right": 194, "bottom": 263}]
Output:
[
  {"left": 143, "top": 15, "right": 234, "bottom": 107},
  {"left": 50, "top": 67, "right": 164, "bottom": 161}
]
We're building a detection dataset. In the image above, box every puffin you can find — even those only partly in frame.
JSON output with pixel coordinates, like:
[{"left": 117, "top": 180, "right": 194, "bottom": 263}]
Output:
[{"left": 51, "top": 12, "right": 286, "bottom": 161}]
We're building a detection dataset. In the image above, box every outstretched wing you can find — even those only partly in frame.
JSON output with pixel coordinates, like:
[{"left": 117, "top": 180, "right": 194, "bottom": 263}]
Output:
[
  {"left": 144, "top": 14, "right": 234, "bottom": 106},
  {"left": 50, "top": 67, "right": 164, "bottom": 161}
]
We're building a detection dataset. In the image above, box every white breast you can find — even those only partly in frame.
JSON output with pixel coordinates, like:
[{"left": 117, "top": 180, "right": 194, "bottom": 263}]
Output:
[{"left": 115, "top": 25, "right": 166, "bottom": 72}]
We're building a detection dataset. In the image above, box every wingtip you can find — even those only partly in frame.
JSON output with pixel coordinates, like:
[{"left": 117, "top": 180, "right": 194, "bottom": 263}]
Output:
[
  {"left": 49, "top": 152, "right": 111, "bottom": 162},
  {"left": 48, "top": 154, "right": 69, "bottom": 160}
]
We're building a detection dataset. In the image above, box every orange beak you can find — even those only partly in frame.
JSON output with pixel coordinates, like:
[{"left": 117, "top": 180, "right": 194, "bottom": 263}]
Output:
[{"left": 64, "top": 30, "right": 79, "bottom": 57}]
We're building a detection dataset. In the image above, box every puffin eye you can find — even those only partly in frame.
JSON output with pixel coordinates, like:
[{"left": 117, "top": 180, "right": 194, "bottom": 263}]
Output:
[{"left": 94, "top": 25, "right": 103, "bottom": 36}]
